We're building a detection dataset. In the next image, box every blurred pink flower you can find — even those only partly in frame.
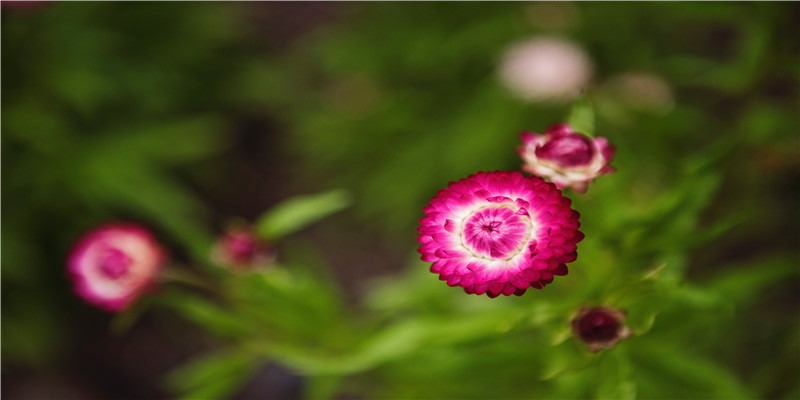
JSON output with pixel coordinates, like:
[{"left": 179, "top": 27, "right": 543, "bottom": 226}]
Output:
[
  {"left": 519, "top": 123, "right": 615, "bottom": 193},
  {"left": 68, "top": 223, "right": 166, "bottom": 312},
  {"left": 571, "top": 307, "right": 632, "bottom": 352},
  {"left": 498, "top": 37, "right": 593, "bottom": 103},
  {"left": 418, "top": 171, "right": 583, "bottom": 298},
  {"left": 210, "top": 225, "right": 276, "bottom": 270}
]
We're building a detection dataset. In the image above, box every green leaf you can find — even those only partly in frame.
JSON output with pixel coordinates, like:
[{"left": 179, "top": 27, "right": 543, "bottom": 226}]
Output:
[
  {"left": 75, "top": 157, "right": 214, "bottom": 260},
  {"left": 707, "top": 255, "right": 799, "bottom": 306},
  {"left": 629, "top": 343, "right": 754, "bottom": 399},
  {"left": 227, "top": 269, "right": 344, "bottom": 342},
  {"left": 99, "top": 116, "right": 229, "bottom": 165},
  {"left": 566, "top": 97, "right": 595, "bottom": 136},
  {"left": 166, "top": 350, "right": 259, "bottom": 400},
  {"left": 158, "top": 289, "right": 252, "bottom": 339},
  {"left": 256, "top": 189, "right": 351, "bottom": 240},
  {"left": 596, "top": 349, "right": 636, "bottom": 400},
  {"left": 251, "top": 318, "right": 430, "bottom": 376}
]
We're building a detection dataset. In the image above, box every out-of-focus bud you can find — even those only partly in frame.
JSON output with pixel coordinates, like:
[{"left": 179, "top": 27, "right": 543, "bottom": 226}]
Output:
[
  {"left": 571, "top": 307, "right": 632, "bottom": 352},
  {"left": 211, "top": 225, "right": 276, "bottom": 270},
  {"left": 498, "top": 37, "right": 593, "bottom": 103},
  {"left": 518, "top": 123, "right": 615, "bottom": 193},
  {"left": 67, "top": 223, "right": 166, "bottom": 312},
  {"left": 602, "top": 72, "right": 675, "bottom": 114}
]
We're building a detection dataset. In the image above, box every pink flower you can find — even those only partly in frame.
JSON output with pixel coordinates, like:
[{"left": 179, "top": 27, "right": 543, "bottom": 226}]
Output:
[
  {"left": 210, "top": 226, "right": 276, "bottom": 270},
  {"left": 417, "top": 171, "right": 583, "bottom": 298},
  {"left": 571, "top": 307, "right": 632, "bottom": 352},
  {"left": 498, "top": 37, "right": 593, "bottom": 103},
  {"left": 518, "top": 123, "right": 615, "bottom": 192},
  {"left": 68, "top": 223, "right": 166, "bottom": 312}
]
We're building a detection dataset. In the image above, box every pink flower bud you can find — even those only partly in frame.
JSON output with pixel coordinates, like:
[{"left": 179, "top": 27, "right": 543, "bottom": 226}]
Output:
[
  {"left": 571, "top": 307, "right": 632, "bottom": 352},
  {"left": 418, "top": 171, "right": 583, "bottom": 298},
  {"left": 67, "top": 223, "right": 166, "bottom": 312},
  {"left": 518, "top": 123, "right": 615, "bottom": 192},
  {"left": 211, "top": 226, "right": 276, "bottom": 270}
]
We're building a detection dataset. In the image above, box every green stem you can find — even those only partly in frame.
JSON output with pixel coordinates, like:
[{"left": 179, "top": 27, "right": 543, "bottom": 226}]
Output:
[{"left": 161, "top": 265, "right": 222, "bottom": 294}]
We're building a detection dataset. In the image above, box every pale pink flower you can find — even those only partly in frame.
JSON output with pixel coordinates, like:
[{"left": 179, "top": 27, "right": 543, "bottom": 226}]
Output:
[
  {"left": 68, "top": 223, "right": 166, "bottom": 312},
  {"left": 498, "top": 37, "right": 593, "bottom": 103},
  {"left": 418, "top": 171, "right": 583, "bottom": 298},
  {"left": 519, "top": 123, "right": 615, "bottom": 192}
]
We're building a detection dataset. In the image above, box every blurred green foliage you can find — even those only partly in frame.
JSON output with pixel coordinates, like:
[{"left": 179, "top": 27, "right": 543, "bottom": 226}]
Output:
[
  {"left": 3, "top": 2, "right": 248, "bottom": 369},
  {"left": 3, "top": 2, "right": 799, "bottom": 400}
]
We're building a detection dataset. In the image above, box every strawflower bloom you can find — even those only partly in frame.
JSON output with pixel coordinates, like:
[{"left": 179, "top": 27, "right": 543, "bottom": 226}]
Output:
[
  {"left": 68, "top": 223, "right": 166, "bottom": 312},
  {"left": 519, "top": 123, "right": 615, "bottom": 192},
  {"left": 418, "top": 171, "right": 583, "bottom": 298},
  {"left": 498, "top": 36, "right": 592, "bottom": 103},
  {"left": 571, "top": 307, "right": 632, "bottom": 352},
  {"left": 210, "top": 225, "right": 276, "bottom": 270}
]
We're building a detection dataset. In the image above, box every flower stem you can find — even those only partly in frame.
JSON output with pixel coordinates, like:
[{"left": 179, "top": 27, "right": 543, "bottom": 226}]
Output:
[{"left": 160, "top": 265, "right": 221, "bottom": 293}]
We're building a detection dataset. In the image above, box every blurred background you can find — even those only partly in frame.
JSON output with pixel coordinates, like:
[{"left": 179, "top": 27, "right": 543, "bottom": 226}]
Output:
[{"left": 2, "top": 2, "right": 798, "bottom": 399}]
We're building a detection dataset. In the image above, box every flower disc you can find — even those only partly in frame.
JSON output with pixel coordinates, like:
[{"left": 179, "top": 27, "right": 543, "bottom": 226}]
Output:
[{"left": 418, "top": 171, "right": 583, "bottom": 297}]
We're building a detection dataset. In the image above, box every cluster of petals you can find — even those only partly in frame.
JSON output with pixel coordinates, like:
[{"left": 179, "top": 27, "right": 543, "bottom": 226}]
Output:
[
  {"left": 210, "top": 225, "right": 276, "bottom": 270},
  {"left": 571, "top": 306, "right": 632, "bottom": 352},
  {"left": 418, "top": 171, "right": 583, "bottom": 298},
  {"left": 519, "top": 123, "right": 615, "bottom": 192},
  {"left": 68, "top": 223, "right": 166, "bottom": 312}
]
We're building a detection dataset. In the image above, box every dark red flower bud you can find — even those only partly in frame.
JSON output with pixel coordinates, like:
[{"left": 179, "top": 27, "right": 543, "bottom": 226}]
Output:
[{"left": 571, "top": 307, "right": 632, "bottom": 352}]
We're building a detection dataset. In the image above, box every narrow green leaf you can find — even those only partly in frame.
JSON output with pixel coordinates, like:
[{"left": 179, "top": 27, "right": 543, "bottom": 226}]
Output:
[
  {"left": 630, "top": 343, "right": 754, "bottom": 399},
  {"left": 256, "top": 189, "right": 351, "bottom": 240},
  {"left": 78, "top": 116, "right": 229, "bottom": 167},
  {"left": 708, "top": 255, "right": 799, "bottom": 306},
  {"left": 566, "top": 97, "right": 595, "bottom": 136},
  {"left": 596, "top": 349, "right": 636, "bottom": 400},
  {"left": 158, "top": 290, "right": 251, "bottom": 338},
  {"left": 166, "top": 350, "right": 258, "bottom": 400}
]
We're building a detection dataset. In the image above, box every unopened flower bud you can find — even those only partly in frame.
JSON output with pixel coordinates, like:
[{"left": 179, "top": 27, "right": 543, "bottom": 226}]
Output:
[
  {"left": 518, "top": 123, "right": 615, "bottom": 192},
  {"left": 211, "top": 225, "right": 276, "bottom": 270},
  {"left": 571, "top": 307, "right": 632, "bottom": 352}
]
